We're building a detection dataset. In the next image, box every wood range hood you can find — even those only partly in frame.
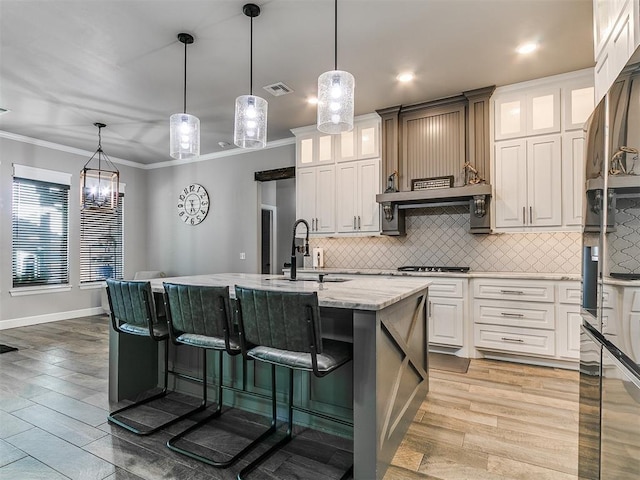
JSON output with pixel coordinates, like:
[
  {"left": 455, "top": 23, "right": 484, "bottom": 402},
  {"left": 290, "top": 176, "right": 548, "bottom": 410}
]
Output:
[{"left": 375, "top": 85, "right": 495, "bottom": 235}]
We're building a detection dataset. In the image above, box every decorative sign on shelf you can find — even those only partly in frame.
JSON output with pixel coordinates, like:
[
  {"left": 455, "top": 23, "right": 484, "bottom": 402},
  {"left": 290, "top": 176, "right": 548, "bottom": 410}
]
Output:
[{"left": 411, "top": 175, "right": 454, "bottom": 191}]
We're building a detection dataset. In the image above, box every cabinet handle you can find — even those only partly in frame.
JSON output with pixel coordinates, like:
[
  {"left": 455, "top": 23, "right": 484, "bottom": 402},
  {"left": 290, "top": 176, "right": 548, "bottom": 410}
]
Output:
[
  {"left": 501, "top": 337, "right": 524, "bottom": 343},
  {"left": 500, "top": 289, "right": 524, "bottom": 295},
  {"left": 358, "top": 216, "right": 361, "bottom": 229},
  {"left": 316, "top": 218, "right": 319, "bottom": 231},
  {"left": 311, "top": 218, "right": 315, "bottom": 231},
  {"left": 529, "top": 206, "right": 533, "bottom": 224},
  {"left": 428, "top": 301, "right": 432, "bottom": 318},
  {"left": 522, "top": 206, "right": 526, "bottom": 225},
  {"left": 353, "top": 216, "right": 357, "bottom": 229},
  {"left": 501, "top": 312, "right": 524, "bottom": 318}
]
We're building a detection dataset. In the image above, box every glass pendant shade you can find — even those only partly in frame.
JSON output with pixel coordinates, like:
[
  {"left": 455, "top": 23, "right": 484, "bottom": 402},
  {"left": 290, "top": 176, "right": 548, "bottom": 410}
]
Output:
[
  {"left": 80, "top": 167, "right": 119, "bottom": 210},
  {"left": 169, "top": 113, "right": 200, "bottom": 159},
  {"left": 234, "top": 94, "right": 268, "bottom": 149},
  {"left": 317, "top": 70, "right": 355, "bottom": 134}
]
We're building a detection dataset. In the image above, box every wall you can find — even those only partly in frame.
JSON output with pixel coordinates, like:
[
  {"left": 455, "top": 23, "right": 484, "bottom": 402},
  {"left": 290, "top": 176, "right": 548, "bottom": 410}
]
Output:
[
  {"left": 144, "top": 145, "right": 295, "bottom": 276},
  {"left": 309, "top": 205, "right": 582, "bottom": 273},
  {"left": 276, "top": 178, "right": 296, "bottom": 271},
  {"left": 0, "top": 136, "right": 149, "bottom": 326}
]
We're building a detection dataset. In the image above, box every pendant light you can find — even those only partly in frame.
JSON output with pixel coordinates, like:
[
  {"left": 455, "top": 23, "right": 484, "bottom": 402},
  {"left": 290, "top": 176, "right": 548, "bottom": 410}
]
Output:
[
  {"left": 170, "top": 33, "right": 200, "bottom": 159},
  {"left": 234, "top": 3, "right": 268, "bottom": 149},
  {"left": 81, "top": 123, "right": 119, "bottom": 210},
  {"left": 317, "top": 0, "right": 354, "bottom": 134}
]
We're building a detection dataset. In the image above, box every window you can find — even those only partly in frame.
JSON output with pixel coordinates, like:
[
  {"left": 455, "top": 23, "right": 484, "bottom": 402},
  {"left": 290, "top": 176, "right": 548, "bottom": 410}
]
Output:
[
  {"left": 12, "top": 167, "right": 70, "bottom": 287},
  {"left": 79, "top": 193, "right": 124, "bottom": 283}
]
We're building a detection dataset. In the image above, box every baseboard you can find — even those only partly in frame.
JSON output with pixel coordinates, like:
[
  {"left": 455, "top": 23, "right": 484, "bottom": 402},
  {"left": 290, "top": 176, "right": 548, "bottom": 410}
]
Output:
[{"left": 0, "top": 307, "right": 106, "bottom": 330}]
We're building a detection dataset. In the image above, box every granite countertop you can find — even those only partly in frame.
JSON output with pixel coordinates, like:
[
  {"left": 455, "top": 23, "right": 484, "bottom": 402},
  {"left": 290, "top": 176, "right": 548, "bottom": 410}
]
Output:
[
  {"left": 294, "top": 268, "right": 581, "bottom": 282},
  {"left": 150, "top": 273, "right": 431, "bottom": 311}
]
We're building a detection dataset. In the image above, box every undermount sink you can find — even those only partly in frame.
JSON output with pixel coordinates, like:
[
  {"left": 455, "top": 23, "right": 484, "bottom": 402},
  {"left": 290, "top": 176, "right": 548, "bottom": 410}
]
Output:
[{"left": 265, "top": 275, "right": 349, "bottom": 283}]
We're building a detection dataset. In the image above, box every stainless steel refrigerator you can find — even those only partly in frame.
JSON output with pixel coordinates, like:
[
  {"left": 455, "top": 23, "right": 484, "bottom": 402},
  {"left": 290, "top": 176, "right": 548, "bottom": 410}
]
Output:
[{"left": 579, "top": 47, "right": 640, "bottom": 479}]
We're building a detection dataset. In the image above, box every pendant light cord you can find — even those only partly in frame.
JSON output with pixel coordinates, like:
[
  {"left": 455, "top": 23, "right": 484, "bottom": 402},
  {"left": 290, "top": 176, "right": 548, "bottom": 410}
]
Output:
[
  {"left": 250, "top": 14, "right": 254, "bottom": 95},
  {"left": 183, "top": 40, "right": 188, "bottom": 114},
  {"left": 334, "top": 0, "right": 338, "bottom": 70}
]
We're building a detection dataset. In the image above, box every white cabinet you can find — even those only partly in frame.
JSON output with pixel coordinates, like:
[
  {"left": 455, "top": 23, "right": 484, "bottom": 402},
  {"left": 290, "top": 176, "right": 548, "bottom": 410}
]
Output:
[
  {"left": 562, "top": 131, "right": 586, "bottom": 226},
  {"left": 336, "top": 159, "right": 380, "bottom": 233},
  {"left": 557, "top": 305, "right": 582, "bottom": 360},
  {"left": 293, "top": 114, "right": 382, "bottom": 237},
  {"left": 473, "top": 278, "right": 557, "bottom": 358},
  {"left": 336, "top": 115, "right": 380, "bottom": 162},
  {"left": 492, "top": 69, "right": 594, "bottom": 232},
  {"left": 494, "top": 135, "right": 562, "bottom": 229},
  {"left": 293, "top": 131, "right": 335, "bottom": 168},
  {"left": 296, "top": 165, "right": 335, "bottom": 234},
  {"left": 494, "top": 87, "right": 560, "bottom": 140},
  {"left": 428, "top": 278, "right": 466, "bottom": 348},
  {"left": 593, "top": 0, "right": 640, "bottom": 101}
]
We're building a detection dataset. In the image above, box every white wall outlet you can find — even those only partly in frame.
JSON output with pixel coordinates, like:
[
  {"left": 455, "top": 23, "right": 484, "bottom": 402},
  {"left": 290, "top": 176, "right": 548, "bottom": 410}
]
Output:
[{"left": 240, "top": 252, "right": 246, "bottom": 260}]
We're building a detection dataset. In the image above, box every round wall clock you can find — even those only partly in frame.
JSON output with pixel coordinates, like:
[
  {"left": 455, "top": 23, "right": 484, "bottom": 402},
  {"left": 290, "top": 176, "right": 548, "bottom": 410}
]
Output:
[{"left": 177, "top": 183, "right": 210, "bottom": 225}]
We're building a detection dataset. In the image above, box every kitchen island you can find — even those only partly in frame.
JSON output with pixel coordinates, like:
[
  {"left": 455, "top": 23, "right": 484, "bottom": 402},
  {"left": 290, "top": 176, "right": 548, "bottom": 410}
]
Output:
[{"left": 112, "top": 273, "right": 430, "bottom": 479}]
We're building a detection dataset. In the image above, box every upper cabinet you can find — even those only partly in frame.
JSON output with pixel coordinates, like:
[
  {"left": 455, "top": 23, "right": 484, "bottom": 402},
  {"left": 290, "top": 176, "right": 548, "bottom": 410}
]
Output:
[
  {"left": 492, "top": 69, "right": 594, "bottom": 232},
  {"left": 292, "top": 114, "right": 382, "bottom": 237},
  {"left": 494, "top": 87, "right": 560, "bottom": 140},
  {"left": 593, "top": 0, "right": 640, "bottom": 101}
]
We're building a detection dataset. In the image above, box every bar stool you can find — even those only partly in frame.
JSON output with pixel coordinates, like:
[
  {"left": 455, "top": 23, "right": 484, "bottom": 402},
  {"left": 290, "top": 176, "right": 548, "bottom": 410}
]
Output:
[
  {"left": 163, "top": 283, "right": 278, "bottom": 468},
  {"left": 234, "top": 286, "right": 354, "bottom": 480},
  {"left": 106, "top": 279, "right": 202, "bottom": 435}
]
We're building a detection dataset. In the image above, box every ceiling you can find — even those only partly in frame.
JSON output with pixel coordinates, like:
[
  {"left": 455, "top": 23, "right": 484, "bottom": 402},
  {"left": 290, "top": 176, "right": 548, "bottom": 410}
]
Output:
[{"left": 0, "top": 0, "right": 595, "bottom": 166}]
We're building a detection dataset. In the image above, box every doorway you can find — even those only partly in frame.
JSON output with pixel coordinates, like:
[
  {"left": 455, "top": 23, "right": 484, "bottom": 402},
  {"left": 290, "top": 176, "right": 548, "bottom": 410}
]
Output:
[{"left": 260, "top": 206, "right": 276, "bottom": 274}]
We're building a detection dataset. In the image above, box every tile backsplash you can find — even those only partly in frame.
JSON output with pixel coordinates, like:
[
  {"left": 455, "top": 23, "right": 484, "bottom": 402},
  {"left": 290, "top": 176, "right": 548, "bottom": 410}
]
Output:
[
  {"left": 606, "top": 197, "right": 640, "bottom": 275},
  {"left": 308, "top": 206, "right": 582, "bottom": 274}
]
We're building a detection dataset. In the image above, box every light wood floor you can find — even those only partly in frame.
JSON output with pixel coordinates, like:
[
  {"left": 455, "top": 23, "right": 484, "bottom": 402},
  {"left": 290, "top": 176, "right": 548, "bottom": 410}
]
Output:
[
  {"left": 385, "top": 359, "right": 579, "bottom": 480},
  {"left": 0, "top": 316, "right": 579, "bottom": 479}
]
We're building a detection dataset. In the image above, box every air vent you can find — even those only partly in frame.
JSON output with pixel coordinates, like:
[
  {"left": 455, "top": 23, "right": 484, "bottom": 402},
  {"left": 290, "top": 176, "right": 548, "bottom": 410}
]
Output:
[
  {"left": 263, "top": 82, "right": 293, "bottom": 97},
  {"left": 0, "top": 108, "right": 10, "bottom": 115}
]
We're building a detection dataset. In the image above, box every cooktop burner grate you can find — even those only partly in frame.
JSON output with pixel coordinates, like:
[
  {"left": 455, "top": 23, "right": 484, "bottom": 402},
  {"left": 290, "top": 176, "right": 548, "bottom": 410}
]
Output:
[{"left": 397, "top": 266, "right": 470, "bottom": 273}]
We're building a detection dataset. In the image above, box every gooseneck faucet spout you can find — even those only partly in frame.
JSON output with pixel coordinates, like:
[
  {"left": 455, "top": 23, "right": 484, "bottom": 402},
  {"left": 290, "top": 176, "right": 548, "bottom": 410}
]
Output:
[{"left": 290, "top": 219, "right": 310, "bottom": 280}]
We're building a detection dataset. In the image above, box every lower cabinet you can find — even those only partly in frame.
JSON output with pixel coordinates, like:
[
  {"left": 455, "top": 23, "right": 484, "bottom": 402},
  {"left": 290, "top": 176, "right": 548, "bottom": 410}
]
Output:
[
  {"left": 473, "top": 278, "right": 558, "bottom": 360},
  {"left": 428, "top": 278, "right": 465, "bottom": 349}
]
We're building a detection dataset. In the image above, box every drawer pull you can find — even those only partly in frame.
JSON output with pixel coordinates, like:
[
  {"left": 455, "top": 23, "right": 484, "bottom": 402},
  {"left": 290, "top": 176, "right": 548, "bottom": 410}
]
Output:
[
  {"left": 501, "top": 337, "right": 524, "bottom": 343},
  {"left": 501, "top": 312, "right": 524, "bottom": 318},
  {"left": 500, "top": 289, "right": 524, "bottom": 295}
]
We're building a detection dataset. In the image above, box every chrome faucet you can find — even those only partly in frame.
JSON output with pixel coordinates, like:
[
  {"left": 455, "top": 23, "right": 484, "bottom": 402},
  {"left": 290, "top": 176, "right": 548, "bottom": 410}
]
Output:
[{"left": 290, "top": 219, "right": 310, "bottom": 280}]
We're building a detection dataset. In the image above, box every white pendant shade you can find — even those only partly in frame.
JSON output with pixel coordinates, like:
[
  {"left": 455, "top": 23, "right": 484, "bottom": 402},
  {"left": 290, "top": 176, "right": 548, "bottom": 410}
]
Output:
[
  {"left": 234, "top": 94, "right": 268, "bottom": 149},
  {"left": 317, "top": 70, "right": 355, "bottom": 134},
  {"left": 169, "top": 113, "right": 200, "bottom": 159}
]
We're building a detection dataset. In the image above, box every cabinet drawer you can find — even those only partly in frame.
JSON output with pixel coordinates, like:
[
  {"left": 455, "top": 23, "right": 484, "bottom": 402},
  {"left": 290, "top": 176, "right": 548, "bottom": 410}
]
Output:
[
  {"left": 473, "top": 300, "right": 555, "bottom": 329},
  {"left": 473, "top": 279, "right": 554, "bottom": 302},
  {"left": 558, "top": 282, "right": 581, "bottom": 304},
  {"left": 474, "top": 324, "right": 555, "bottom": 357},
  {"left": 428, "top": 279, "right": 465, "bottom": 298}
]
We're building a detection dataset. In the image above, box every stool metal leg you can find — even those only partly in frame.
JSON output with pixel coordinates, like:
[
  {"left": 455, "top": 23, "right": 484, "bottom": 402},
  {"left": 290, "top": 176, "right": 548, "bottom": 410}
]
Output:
[
  {"left": 108, "top": 339, "right": 206, "bottom": 436},
  {"left": 167, "top": 352, "right": 278, "bottom": 468}
]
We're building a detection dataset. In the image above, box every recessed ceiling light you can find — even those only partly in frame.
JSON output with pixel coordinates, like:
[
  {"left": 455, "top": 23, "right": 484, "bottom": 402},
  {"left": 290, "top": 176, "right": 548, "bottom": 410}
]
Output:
[
  {"left": 516, "top": 42, "right": 538, "bottom": 54},
  {"left": 396, "top": 72, "right": 414, "bottom": 83},
  {"left": 307, "top": 97, "right": 319, "bottom": 105}
]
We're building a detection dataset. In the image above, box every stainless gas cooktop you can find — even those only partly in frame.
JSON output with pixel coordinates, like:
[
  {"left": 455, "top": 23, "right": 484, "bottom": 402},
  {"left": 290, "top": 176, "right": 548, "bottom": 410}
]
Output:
[{"left": 397, "top": 266, "right": 470, "bottom": 273}]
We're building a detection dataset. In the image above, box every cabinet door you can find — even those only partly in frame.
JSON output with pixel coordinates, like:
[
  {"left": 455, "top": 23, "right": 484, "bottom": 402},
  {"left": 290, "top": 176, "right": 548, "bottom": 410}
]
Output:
[
  {"left": 562, "top": 131, "right": 585, "bottom": 226},
  {"left": 563, "top": 82, "right": 595, "bottom": 131},
  {"left": 526, "top": 87, "right": 561, "bottom": 136},
  {"left": 296, "top": 132, "right": 335, "bottom": 168},
  {"left": 296, "top": 134, "right": 315, "bottom": 168},
  {"left": 336, "top": 163, "right": 358, "bottom": 232},
  {"left": 495, "top": 139, "right": 528, "bottom": 227},
  {"left": 336, "top": 130, "right": 358, "bottom": 163},
  {"left": 557, "top": 305, "right": 582, "bottom": 360},
  {"left": 494, "top": 94, "right": 526, "bottom": 140},
  {"left": 315, "top": 165, "right": 335, "bottom": 233},
  {"left": 527, "top": 135, "right": 562, "bottom": 227},
  {"left": 357, "top": 123, "right": 379, "bottom": 159},
  {"left": 429, "top": 298, "right": 464, "bottom": 347},
  {"left": 296, "top": 168, "right": 317, "bottom": 229},
  {"left": 356, "top": 159, "right": 380, "bottom": 233}
]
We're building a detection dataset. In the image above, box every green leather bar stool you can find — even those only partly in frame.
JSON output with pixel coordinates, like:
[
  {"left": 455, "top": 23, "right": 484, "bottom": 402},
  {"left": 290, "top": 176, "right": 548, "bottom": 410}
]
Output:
[
  {"left": 234, "top": 286, "right": 354, "bottom": 480},
  {"left": 106, "top": 279, "right": 202, "bottom": 435},
  {"left": 163, "top": 283, "right": 278, "bottom": 468}
]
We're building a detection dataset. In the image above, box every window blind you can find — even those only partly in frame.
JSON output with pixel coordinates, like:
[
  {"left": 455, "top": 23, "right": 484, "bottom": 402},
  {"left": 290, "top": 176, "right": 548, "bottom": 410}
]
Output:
[
  {"left": 79, "top": 194, "right": 124, "bottom": 283},
  {"left": 12, "top": 177, "right": 70, "bottom": 287}
]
